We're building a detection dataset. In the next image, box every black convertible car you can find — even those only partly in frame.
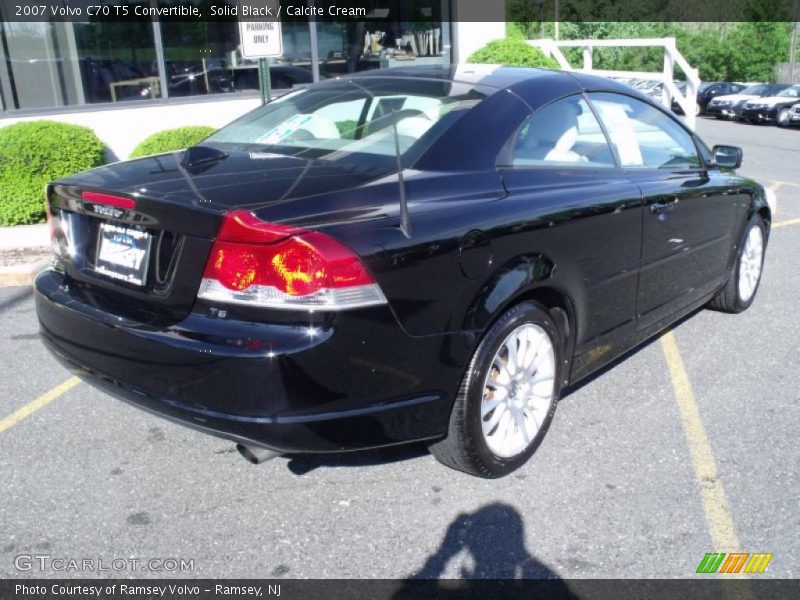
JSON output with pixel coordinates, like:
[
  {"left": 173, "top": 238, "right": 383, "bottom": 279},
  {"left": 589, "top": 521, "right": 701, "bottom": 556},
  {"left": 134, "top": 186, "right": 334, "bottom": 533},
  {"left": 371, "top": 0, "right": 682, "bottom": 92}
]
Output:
[{"left": 36, "top": 66, "right": 769, "bottom": 478}]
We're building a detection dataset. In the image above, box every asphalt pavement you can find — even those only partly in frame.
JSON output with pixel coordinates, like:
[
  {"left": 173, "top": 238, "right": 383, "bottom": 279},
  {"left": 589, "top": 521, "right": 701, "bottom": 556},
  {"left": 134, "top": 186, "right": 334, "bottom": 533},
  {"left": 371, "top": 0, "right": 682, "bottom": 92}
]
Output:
[{"left": 0, "top": 117, "right": 798, "bottom": 581}]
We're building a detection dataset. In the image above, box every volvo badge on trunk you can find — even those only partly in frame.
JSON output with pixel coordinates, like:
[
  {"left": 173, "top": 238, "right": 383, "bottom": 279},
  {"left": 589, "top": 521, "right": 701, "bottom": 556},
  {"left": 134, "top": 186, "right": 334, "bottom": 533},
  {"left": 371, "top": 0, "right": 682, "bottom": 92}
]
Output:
[{"left": 87, "top": 203, "right": 125, "bottom": 219}]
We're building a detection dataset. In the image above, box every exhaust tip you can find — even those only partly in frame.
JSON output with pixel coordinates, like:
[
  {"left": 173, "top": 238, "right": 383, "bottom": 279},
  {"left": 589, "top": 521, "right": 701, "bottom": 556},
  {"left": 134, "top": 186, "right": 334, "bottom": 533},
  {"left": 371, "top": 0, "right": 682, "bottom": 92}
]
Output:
[{"left": 236, "top": 443, "right": 281, "bottom": 464}]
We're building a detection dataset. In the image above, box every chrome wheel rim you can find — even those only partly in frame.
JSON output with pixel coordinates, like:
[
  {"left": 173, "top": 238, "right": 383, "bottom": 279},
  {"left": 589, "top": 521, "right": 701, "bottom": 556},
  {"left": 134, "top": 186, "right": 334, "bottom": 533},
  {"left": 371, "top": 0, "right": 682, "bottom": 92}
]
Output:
[
  {"left": 738, "top": 225, "right": 763, "bottom": 302},
  {"left": 481, "top": 324, "right": 556, "bottom": 458},
  {"left": 778, "top": 110, "right": 789, "bottom": 126}
]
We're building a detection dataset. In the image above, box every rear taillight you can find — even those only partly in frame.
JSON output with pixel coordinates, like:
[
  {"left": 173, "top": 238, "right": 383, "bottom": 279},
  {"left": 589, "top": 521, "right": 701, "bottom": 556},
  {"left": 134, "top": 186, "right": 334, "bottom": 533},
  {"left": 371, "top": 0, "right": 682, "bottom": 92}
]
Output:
[{"left": 197, "top": 210, "right": 386, "bottom": 310}]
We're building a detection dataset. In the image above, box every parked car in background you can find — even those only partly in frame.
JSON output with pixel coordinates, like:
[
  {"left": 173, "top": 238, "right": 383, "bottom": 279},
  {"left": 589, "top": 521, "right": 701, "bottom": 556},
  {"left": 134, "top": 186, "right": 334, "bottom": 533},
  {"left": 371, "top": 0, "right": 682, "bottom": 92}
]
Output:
[
  {"left": 633, "top": 79, "right": 661, "bottom": 94},
  {"left": 698, "top": 82, "right": 747, "bottom": 114},
  {"left": 791, "top": 103, "right": 800, "bottom": 126},
  {"left": 35, "top": 66, "right": 771, "bottom": 478},
  {"left": 166, "top": 62, "right": 315, "bottom": 97},
  {"left": 707, "top": 83, "right": 791, "bottom": 120},
  {"left": 683, "top": 82, "right": 747, "bottom": 116},
  {"left": 645, "top": 80, "right": 683, "bottom": 101},
  {"left": 740, "top": 85, "right": 800, "bottom": 126}
]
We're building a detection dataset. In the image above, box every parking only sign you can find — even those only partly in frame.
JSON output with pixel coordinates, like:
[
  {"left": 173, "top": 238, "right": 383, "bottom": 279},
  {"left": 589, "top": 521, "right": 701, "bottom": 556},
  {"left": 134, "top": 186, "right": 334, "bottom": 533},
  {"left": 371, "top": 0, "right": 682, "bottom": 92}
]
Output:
[{"left": 238, "top": 1, "right": 283, "bottom": 58}]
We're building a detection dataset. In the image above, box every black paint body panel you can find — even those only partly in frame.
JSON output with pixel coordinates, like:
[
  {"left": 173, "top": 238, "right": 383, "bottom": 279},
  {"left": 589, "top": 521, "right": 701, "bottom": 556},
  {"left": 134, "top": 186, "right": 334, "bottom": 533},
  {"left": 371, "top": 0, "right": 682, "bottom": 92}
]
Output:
[{"left": 36, "top": 67, "right": 770, "bottom": 453}]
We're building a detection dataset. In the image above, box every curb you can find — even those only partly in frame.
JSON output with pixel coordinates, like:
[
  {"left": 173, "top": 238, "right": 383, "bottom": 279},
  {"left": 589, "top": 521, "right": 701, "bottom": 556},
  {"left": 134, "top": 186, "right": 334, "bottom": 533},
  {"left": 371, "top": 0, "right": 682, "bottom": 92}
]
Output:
[
  {"left": 0, "top": 223, "right": 49, "bottom": 251},
  {"left": 0, "top": 261, "right": 50, "bottom": 288}
]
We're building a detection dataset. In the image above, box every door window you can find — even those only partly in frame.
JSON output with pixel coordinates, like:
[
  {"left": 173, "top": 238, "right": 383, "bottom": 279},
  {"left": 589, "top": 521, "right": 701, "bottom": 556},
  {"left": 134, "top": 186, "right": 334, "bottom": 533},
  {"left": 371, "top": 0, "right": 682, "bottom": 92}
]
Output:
[
  {"left": 589, "top": 93, "right": 701, "bottom": 170},
  {"left": 510, "top": 95, "right": 615, "bottom": 168}
]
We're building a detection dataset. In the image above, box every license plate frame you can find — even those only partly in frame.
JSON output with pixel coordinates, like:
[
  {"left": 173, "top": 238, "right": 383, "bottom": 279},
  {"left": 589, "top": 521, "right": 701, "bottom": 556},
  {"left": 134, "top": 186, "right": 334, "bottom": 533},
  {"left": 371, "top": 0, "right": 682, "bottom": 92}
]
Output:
[{"left": 94, "top": 222, "right": 152, "bottom": 287}]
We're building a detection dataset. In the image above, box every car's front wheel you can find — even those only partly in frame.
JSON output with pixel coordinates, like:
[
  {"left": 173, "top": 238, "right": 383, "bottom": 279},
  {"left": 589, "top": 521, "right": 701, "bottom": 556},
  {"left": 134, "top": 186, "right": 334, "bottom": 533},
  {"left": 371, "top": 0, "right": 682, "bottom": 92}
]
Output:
[
  {"left": 708, "top": 215, "right": 767, "bottom": 313},
  {"left": 429, "top": 302, "right": 562, "bottom": 478},
  {"left": 777, "top": 108, "right": 791, "bottom": 127}
]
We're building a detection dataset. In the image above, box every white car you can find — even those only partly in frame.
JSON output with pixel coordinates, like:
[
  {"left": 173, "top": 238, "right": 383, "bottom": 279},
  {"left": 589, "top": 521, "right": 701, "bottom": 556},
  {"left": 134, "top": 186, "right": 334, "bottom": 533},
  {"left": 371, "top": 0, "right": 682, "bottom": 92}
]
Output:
[
  {"left": 706, "top": 83, "right": 790, "bottom": 119},
  {"left": 791, "top": 103, "right": 800, "bottom": 125}
]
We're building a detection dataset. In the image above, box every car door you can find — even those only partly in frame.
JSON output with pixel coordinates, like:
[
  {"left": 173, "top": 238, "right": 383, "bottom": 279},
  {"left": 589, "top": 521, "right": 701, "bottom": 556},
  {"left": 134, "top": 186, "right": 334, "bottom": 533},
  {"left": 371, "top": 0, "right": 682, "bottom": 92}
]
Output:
[
  {"left": 499, "top": 94, "right": 644, "bottom": 353},
  {"left": 588, "top": 92, "right": 739, "bottom": 329}
]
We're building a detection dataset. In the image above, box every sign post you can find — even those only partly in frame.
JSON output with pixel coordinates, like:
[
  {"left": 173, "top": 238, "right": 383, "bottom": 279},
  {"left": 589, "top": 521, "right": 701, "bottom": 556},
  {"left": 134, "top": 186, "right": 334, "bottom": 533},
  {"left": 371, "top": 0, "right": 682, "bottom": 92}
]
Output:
[
  {"left": 238, "top": 1, "right": 283, "bottom": 104},
  {"left": 257, "top": 58, "right": 272, "bottom": 104}
]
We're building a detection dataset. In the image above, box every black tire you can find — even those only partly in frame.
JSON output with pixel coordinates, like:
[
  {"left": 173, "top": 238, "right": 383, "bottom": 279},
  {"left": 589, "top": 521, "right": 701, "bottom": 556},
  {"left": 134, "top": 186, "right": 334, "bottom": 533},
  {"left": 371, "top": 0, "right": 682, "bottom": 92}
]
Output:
[
  {"left": 708, "top": 215, "right": 767, "bottom": 313},
  {"left": 777, "top": 108, "right": 791, "bottom": 128},
  {"left": 429, "top": 301, "right": 563, "bottom": 478}
]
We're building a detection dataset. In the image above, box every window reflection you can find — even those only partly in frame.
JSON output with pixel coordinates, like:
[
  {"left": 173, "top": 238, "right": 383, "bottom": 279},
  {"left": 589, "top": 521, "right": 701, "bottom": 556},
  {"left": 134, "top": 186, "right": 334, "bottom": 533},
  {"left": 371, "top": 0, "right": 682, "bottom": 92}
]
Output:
[
  {"left": 0, "top": 0, "right": 453, "bottom": 112},
  {"left": 317, "top": 1, "right": 450, "bottom": 78},
  {"left": 159, "top": 0, "right": 312, "bottom": 95},
  {"left": 0, "top": 20, "right": 159, "bottom": 109},
  {"left": 74, "top": 22, "right": 159, "bottom": 102}
]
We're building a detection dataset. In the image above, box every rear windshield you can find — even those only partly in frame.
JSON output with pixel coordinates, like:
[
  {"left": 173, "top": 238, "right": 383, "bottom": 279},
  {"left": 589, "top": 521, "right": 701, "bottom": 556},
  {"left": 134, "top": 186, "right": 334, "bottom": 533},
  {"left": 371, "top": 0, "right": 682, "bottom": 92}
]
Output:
[{"left": 205, "top": 78, "right": 486, "bottom": 164}]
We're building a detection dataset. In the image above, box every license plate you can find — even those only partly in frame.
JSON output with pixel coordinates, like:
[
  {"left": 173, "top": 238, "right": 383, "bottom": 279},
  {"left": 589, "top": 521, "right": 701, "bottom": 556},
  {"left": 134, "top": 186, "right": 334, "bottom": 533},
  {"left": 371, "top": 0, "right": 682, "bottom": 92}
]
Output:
[{"left": 94, "top": 222, "right": 152, "bottom": 286}]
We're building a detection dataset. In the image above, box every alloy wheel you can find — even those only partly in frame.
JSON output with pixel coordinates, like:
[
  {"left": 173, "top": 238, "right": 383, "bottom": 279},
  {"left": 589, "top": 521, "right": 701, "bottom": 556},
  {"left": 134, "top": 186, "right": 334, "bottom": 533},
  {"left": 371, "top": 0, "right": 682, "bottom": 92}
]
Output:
[
  {"left": 480, "top": 324, "right": 556, "bottom": 458},
  {"left": 738, "top": 225, "right": 764, "bottom": 303}
]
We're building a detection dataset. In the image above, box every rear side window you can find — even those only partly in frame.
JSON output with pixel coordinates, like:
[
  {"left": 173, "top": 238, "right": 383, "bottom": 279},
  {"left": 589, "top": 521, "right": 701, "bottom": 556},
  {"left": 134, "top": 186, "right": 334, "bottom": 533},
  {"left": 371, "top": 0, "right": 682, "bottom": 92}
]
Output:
[
  {"left": 511, "top": 96, "right": 616, "bottom": 168},
  {"left": 588, "top": 92, "right": 701, "bottom": 169}
]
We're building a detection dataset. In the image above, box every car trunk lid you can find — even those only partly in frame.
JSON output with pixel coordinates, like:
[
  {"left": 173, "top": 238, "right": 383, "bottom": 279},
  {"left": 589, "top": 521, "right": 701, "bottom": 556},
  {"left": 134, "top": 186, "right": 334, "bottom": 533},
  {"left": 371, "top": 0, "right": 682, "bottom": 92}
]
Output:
[{"left": 48, "top": 149, "right": 394, "bottom": 325}]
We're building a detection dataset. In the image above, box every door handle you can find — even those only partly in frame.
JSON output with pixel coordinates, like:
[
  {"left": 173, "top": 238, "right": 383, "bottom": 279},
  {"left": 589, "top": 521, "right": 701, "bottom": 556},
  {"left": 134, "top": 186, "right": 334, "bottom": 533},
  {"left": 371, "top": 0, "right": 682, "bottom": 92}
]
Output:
[{"left": 649, "top": 198, "right": 678, "bottom": 215}]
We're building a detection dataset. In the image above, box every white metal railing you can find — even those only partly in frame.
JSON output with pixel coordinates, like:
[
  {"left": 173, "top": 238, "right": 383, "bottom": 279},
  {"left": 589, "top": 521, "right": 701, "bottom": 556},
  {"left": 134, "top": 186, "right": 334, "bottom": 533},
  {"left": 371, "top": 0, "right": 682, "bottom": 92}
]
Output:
[{"left": 528, "top": 37, "right": 700, "bottom": 130}]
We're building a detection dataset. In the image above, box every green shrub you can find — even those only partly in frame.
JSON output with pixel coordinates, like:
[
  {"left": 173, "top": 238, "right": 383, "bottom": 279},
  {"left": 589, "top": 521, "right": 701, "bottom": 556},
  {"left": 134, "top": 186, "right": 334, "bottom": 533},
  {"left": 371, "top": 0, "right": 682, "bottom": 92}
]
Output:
[
  {"left": 467, "top": 38, "right": 560, "bottom": 69},
  {"left": 0, "top": 121, "right": 106, "bottom": 226},
  {"left": 129, "top": 126, "right": 217, "bottom": 159},
  {"left": 335, "top": 120, "right": 359, "bottom": 139}
]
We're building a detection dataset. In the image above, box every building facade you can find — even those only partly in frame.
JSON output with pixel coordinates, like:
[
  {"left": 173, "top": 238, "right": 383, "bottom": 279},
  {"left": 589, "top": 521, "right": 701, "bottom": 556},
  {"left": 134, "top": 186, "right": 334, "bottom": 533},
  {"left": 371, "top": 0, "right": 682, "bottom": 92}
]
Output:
[{"left": 0, "top": 1, "right": 504, "bottom": 159}]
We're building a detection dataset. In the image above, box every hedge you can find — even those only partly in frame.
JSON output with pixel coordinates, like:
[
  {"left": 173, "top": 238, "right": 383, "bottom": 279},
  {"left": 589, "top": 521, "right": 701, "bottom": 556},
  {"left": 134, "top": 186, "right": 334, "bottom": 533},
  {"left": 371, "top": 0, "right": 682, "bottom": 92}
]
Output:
[
  {"left": 129, "top": 126, "right": 217, "bottom": 159},
  {"left": 467, "top": 38, "right": 560, "bottom": 69},
  {"left": 0, "top": 121, "right": 106, "bottom": 226}
]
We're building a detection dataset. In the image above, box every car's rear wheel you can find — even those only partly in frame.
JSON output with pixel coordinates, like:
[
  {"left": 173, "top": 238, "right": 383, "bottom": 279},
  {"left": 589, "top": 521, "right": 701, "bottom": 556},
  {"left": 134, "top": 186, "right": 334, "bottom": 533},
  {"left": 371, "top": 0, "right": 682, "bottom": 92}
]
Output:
[
  {"left": 777, "top": 108, "right": 791, "bottom": 127},
  {"left": 708, "top": 215, "right": 767, "bottom": 313},
  {"left": 429, "top": 302, "right": 562, "bottom": 478}
]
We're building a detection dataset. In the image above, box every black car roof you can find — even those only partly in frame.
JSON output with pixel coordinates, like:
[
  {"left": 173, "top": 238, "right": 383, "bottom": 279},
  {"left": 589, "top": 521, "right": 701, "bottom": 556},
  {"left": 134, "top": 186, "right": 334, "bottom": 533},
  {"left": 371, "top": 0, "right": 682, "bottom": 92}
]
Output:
[
  {"left": 347, "top": 64, "right": 625, "bottom": 88},
  {"left": 339, "top": 64, "right": 640, "bottom": 106}
]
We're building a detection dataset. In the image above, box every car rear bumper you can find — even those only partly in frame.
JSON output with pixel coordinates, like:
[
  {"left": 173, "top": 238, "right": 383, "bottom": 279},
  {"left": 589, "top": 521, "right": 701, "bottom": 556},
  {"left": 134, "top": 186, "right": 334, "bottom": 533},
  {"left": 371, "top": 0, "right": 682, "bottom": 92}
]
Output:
[{"left": 35, "top": 269, "right": 467, "bottom": 453}]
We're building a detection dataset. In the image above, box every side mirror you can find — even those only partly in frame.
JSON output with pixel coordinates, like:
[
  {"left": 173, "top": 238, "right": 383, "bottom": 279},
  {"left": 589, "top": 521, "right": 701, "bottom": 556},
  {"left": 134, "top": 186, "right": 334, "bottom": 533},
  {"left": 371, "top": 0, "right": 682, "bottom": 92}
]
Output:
[{"left": 711, "top": 145, "right": 743, "bottom": 169}]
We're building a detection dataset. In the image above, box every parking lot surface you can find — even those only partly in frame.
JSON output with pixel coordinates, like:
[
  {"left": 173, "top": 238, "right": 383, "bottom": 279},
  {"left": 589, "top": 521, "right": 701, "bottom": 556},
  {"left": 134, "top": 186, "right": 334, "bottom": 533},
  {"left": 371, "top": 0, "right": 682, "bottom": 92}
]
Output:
[{"left": 1, "top": 117, "right": 798, "bottom": 580}]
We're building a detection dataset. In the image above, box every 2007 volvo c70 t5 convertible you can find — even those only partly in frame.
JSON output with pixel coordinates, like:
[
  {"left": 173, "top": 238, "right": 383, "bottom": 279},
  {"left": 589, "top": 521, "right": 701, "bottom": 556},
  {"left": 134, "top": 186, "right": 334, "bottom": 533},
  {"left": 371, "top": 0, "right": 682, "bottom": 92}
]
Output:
[{"left": 36, "top": 66, "right": 769, "bottom": 477}]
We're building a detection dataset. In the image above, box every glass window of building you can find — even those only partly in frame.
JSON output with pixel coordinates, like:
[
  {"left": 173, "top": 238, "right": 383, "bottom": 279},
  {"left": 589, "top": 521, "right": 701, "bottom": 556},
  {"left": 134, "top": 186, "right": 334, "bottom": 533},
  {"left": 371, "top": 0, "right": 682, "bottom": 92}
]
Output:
[
  {"left": 316, "top": 1, "right": 451, "bottom": 79},
  {"left": 0, "top": 18, "right": 159, "bottom": 111},
  {"left": 158, "top": 0, "right": 312, "bottom": 96},
  {"left": 0, "top": 0, "right": 453, "bottom": 113}
]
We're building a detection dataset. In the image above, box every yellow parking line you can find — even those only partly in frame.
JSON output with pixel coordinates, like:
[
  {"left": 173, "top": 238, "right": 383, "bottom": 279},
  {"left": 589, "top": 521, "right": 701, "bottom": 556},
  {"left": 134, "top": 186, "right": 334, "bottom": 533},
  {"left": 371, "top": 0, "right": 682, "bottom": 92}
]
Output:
[
  {"left": 772, "top": 218, "right": 800, "bottom": 229},
  {"left": 0, "top": 376, "right": 80, "bottom": 433},
  {"left": 770, "top": 180, "right": 800, "bottom": 188},
  {"left": 660, "top": 332, "right": 740, "bottom": 552}
]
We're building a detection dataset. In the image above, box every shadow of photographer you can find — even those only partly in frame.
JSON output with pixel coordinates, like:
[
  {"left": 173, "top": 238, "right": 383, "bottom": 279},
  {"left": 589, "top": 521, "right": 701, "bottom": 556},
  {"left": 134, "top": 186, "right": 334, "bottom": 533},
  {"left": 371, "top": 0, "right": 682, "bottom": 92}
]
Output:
[{"left": 395, "top": 502, "right": 579, "bottom": 599}]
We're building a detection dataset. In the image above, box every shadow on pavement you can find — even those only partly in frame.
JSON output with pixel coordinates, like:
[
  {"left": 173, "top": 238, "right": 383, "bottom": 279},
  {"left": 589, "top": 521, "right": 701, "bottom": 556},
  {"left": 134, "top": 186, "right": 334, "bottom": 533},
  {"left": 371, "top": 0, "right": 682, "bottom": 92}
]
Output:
[
  {"left": 0, "top": 286, "right": 33, "bottom": 314},
  {"left": 284, "top": 442, "right": 430, "bottom": 475},
  {"left": 395, "top": 502, "right": 579, "bottom": 598}
]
